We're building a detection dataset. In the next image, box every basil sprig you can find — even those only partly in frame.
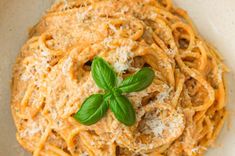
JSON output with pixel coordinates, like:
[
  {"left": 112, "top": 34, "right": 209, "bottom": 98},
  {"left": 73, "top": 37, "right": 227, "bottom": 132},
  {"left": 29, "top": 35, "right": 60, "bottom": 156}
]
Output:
[
  {"left": 92, "top": 57, "right": 117, "bottom": 90},
  {"left": 110, "top": 94, "right": 136, "bottom": 126},
  {"left": 74, "top": 57, "right": 154, "bottom": 126},
  {"left": 74, "top": 94, "right": 108, "bottom": 125},
  {"left": 118, "top": 67, "right": 155, "bottom": 93}
]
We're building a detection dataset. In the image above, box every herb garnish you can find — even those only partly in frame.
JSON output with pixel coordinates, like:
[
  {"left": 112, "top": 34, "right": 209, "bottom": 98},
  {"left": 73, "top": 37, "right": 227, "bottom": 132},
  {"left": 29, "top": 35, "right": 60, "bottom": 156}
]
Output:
[{"left": 74, "top": 57, "right": 154, "bottom": 126}]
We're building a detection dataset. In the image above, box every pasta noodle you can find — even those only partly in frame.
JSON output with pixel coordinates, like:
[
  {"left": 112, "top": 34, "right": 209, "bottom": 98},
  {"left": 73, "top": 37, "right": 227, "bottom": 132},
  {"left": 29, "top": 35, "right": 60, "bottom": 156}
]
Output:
[{"left": 11, "top": 0, "right": 227, "bottom": 155}]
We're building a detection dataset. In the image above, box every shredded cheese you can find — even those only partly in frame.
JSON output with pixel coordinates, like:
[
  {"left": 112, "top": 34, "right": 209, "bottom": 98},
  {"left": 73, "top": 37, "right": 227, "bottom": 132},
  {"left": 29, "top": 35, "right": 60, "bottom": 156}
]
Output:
[
  {"left": 77, "top": 6, "right": 92, "bottom": 21},
  {"left": 20, "top": 120, "right": 43, "bottom": 137},
  {"left": 62, "top": 57, "right": 72, "bottom": 74},
  {"left": 191, "top": 146, "right": 207, "bottom": 154},
  {"left": 109, "top": 45, "right": 134, "bottom": 73},
  {"left": 156, "top": 84, "right": 172, "bottom": 103},
  {"left": 217, "top": 64, "right": 223, "bottom": 82},
  {"left": 80, "top": 152, "right": 89, "bottom": 156},
  {"left": 168, "top": 114, "right": 184, "bottom": 136},
  {"left": 145, "top": 117, "right": 165, "bottom": 137}
]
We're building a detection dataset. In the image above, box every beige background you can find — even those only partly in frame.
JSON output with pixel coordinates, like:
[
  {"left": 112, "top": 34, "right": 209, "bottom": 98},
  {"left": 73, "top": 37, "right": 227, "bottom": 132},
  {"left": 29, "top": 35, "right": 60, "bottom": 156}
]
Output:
[{"left": 0, "top": 0, "right": 235, "bottom": 155}]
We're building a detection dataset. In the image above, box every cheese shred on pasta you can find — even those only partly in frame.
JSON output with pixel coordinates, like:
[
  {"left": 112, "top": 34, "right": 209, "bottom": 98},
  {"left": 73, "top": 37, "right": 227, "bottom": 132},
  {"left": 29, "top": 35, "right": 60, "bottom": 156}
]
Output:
[{"left": 11, "top": 0, "right": 228, "bottom": 155}]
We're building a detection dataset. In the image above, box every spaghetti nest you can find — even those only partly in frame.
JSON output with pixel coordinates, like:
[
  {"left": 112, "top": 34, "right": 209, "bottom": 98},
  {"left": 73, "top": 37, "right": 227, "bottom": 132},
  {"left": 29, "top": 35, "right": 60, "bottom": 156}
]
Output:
[{"left": 11, "top": 0, "right": 227, "bottom": 155}]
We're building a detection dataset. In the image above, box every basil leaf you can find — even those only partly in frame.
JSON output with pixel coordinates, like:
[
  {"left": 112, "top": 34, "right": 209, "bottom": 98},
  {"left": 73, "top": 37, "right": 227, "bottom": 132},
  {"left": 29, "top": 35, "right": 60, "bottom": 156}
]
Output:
[
  {"left": 118, "top": 67, "right": 154, "bottom": 93},
  {"left": 110, "top": 94, "right": 136, "bottom": 126},
  {"left": 104, "top": 92, "right": 112, "bottom": 100},
  {"left": 92, "top": 57, "right": 116, "bottom": 90},
  {"left": 74, "top": 94, "right": 108, "bottom": 125}
]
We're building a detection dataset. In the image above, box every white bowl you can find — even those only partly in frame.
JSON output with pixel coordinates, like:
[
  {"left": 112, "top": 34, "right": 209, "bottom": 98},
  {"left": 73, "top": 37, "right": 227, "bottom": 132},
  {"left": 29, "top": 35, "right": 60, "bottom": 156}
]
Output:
[{"left": 0, "top": 0, "right": 234, "bottom": 155}]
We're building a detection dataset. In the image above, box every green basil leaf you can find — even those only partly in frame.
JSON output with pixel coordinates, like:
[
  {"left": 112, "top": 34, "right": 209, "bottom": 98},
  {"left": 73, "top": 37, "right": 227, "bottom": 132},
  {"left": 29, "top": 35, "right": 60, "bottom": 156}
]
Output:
[
  {"left": 74, "top": 94, "right": 108, "bottom": 125},
  {"left": 118, "top": 67, "right": 154, "bottom": 93},
  {"left": 110, "top": 94, "right": 136, "bottom": 126},
  {"left": 92, "top": 57, "right": 116, "bottom": 90},
  {"left": 104, "top": 92, "right": 112, "bottom": 101}
]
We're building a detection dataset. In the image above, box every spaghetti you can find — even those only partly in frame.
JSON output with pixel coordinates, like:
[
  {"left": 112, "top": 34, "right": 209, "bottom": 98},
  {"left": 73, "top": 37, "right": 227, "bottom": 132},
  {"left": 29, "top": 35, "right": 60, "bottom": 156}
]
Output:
[{"left": 11, "top": 0, "right": 228, "bottom": 155}]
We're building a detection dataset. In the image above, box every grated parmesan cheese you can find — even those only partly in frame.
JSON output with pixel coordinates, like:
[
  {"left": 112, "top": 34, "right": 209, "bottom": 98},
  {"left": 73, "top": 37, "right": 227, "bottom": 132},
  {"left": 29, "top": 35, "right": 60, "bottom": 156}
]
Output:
[
  {"left": 77, "top": 6, "right": 92, "bottom": 21},
  {"left": 142, "top": 105, "right": 184, "bottom": 138},
  {"left": 41, "top": 51, "right": 49, "bottom": 56},
  {"left": 62, "top": 57, "right": 72, "bottom": 74},
  {"left": 217, "top": 64, "right": 223, "bottom": 82},
  {"left": 51, "top": 108, "right": 58, "bottom": 120},
  {"left": 80, "top": 151, "right": 89, "bottom": 156},
  {"left": 20, "top": 72, "right": 31, "bottom": 81},
  {"left": 156, "top": 84, "right": 172, "bottom": 103},
  {"left": 109, "top": 24, "right": 119, "bottom": 33},
  {"left": 191, "top": 146, "right": 207, "bottom": 154},
  {"left": 145, "top": 118, "right": 165, "bottom": 137},
  {"left": 168, "top": 114, "right": 184, "bottom": 136},
  {"left": 63, "top": 105, "right": 74, "bottom": 115},
  {"left": 141, "top": 109, "right": 165, "bottom": 137},
  {"left": 165, "top": 48, "right": 176, "bottom": 56},
  {"left": 63, "top": 0, "right": 68, "bottom": 7},
  {"left": 120, "top": 6, "right": 129, "bottom": 14},
  {"left": 149, "top": 11, "right": 158, "bottom": 20},
  {"left": 20, "top": 56, "right": 50, "bottom": 81},
  {"left": 144, "top": 0, "right": 151, "bottom": 3},
  {"left": 109, "top": 45, "right": 134, "bottom": 73},
  {"left": 102, "top": 36, "right": 113, "bottom": 48},
  {"left": 159, "top": 60, "right": 171, "bottom": 69},
  {"left": 20, "top": 121, "right": 43, "bottom": 137}
]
